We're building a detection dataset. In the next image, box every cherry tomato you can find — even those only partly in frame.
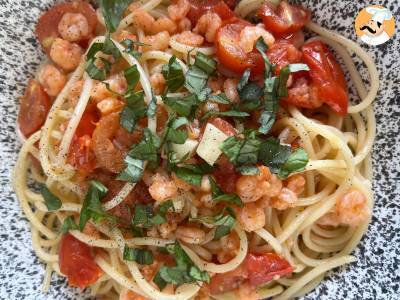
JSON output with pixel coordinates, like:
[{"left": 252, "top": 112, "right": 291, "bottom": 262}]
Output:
[
  {"left": 267, "top": 40, "right": 302, "bottom": 74},
  {"left": 212, "top": 155, "right": 240, "bottom": 194},
  {"left": 18, "top": 80, "right": 51, "bottom": 138},
  {"left": 301, "top": 40, "right": 348, "bottom": 114},
  {"left": 35, "top": 1, "right": 97, "bottom": 53},
  {"left": 187, "top": 0, "right": 234, "bottom": 26},
  {"left": 258, "top": 0, "right": 310, "bottom": 35},
  {"left": 245, "top": 252, "right": 293, "bottom": 286},
  {"left": 215, "top": 18, "right": 264, "bottom": 76},
  {"left": 75, "top": 109, "right": 99, "bottom": 137},
  {"left": 59, "top": 234, "right": 103, "bottom": 288},
  {"left": 208, "top": 117, "right": 237, "bottom": 136},
  {"left": 209, "top": 262, "right": 247, "bottom": 294}
]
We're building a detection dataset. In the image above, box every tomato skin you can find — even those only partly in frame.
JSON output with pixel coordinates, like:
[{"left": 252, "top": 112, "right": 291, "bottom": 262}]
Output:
[
  {"left": 18, "top": 79, "right": 51, "bottom": 138},
  {"left": 215, "top": 19, "right": 264, "bottom": 76},
  {"left": 245, "top": 253, "right": 293, "bottom": 286},
  {"left": 59, "top": 234, "right": 103, "bottom": 288},
  {"left": 35, "top": 1, "right": 97, "bottom": 53},
  {"left": 75, "top": 109, "right": 98, "bottom": 137},
  {"left": 301, "top": 40, "right": 348, "bottom": 114},
  {"left": 187, "top": 0, "right": 234, "bottom": 25},
  {"left": 258, "top": 0, "right": 310, "bottom": 35},
  {"left": 212, "top": 155, "right": 240, "bottom": 194},
  {"left": 208, "top": 117, "right": 237, "bottom": 137},
  {"left": 267, "top": 40, "right": 303, "bottom": 74}
]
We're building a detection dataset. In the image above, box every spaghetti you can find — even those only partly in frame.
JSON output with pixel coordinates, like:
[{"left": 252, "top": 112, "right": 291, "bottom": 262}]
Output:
[{"left": 13, "top": 0, "right": 378, "bottom": 299}]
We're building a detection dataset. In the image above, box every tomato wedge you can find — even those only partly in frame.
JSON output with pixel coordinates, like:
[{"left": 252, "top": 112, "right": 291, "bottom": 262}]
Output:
[
  {"left": 215, "top": 18, "right": 264, "bottom": 76},
  {"left": 59, "top": 234, "right": 103, "bottom": 288},
  {"left": 18, "top": 80, "right": 51, "bottom": 138},
  {"left": 301, "top": 40, "right": 348, "bottom": 114},
  {"left": 258, "top": 0, "right": 310, "bottom": 35},
  {"left": 187, "top": 0, "right": 235, "bottom": 25},
  {"left": 35, "top": 1, "right": 97, "bottom": 53},
  {"left": 210, "top": 252, "right": 293, "bottom": 294},
  {"left": 267, "top": 40, "right": 302, "bottom": 74}
]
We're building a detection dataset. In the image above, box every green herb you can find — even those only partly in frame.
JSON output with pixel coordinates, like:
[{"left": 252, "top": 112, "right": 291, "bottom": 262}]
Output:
[
  {"left": 164, "top": 115, "right": 188, "bottom": 144},
  {"left": 85, "top": 58, "right": 108, "bottom": 81},
  {"left": 79, "top": 180, "right": 115, "bottom": 231},
  {"left": 237, "top": 69, "right": 251, "bottom": 91},
  {"left": 190, "top": 207, "right": 236, "bottom": 239},
  {"left": 120, "top": 91, "right": 147, "bottom": 132},
  {"left": 209, "top": 177, "right": 243, "bottom": 207},
  {"left": 60, "top": 216, "right": 78, "bottom": 234},
  {"left": 128, "top": 128, "right": 160, "bottom": 162},
  {"left": 40, "top": 185, "right": 62, "bottom": 211},
  {"left": 258, "top": 137, "right": 292, "bottom": 173},
  {"left": 123, "top": 246, "right": 154, "bottom": 265},
  {"left": 209, "top": 93, "right": 231, "bottom": 104},
  {"left": 255, "top": 37, "right": 272, "bottom": 78},
  {"left": 173, "top": 163, "right": 213, "bottom": 186},
  {"left": 147, "top": 93, "right": 157, "bottom": 118},
  {"left": 117, "top": 156, "right": 145, "bottom": 182},
  {"left": 100, "top": 0, "right": 132, "bottom": 33},
  {"left": 124, "top": 65, "right": 140, "bottom": 92},
  {"left": 193, "top": 52, "right": 217, "bottom": 75},
  {"left": 220, "top": 131, "right": 261, "bottom": 166},
  {"left": 278, "top": 64, "right": 310, "bottom": 97},
  {"left": 121, "top": 38, "right": 142, "bottom": 59},
  {"left": 103, "top": 36, "right": 121, "bottom": 60},
  {"left": 151, "top": 200, "right": 174, "bottom": 225},
  {"left": 132, "top": 204, "right": 154, "bottom": 228},
  {"left": 201, "top": 110, "right": 249, "bottom": 121},
  {"left": 162, "top": 56, "right": 185, "bottom": 92},
  {"left": 237, "top": 68, "right": 263, "bottom": 111},
  {"left": 236, "top": 165, "right": 260, "bottom": 175},
  {"left": 163, "top": 93, "right": 199, "bottom": 117},
  {"left": 87, "top": 42, "right": 104, "bottom": 60},
  {"left": 258, "top": 109, "right": 276, "bottom": 134},
  {"left": 278, "top": 147, "right": 309, "bottom": 179}
]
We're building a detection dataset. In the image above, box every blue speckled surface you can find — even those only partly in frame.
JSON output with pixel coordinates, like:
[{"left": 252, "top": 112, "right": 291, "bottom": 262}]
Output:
[{"left": 0, "top": 0, "right": 399, "bottom": 299}]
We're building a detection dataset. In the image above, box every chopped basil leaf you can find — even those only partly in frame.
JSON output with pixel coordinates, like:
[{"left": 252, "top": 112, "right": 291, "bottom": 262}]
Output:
[
  {"left": 236, "top": 165, "right": 260, "bottom": 175},
  {"left": 120, "top": 91, "right": 146, "bottom": 132},
  {"left": 117, "top": 156, "right": 145, "bottom": 182},
  {"left": 220, "top": 133, "right": 261, "bottom": 166},
  {"left": 209, "top": 177, "right": 243, "bottom": 207},
  {"left": 121, "top": 38, "right": 142, "bottom": 59},
  {"left": 278, "top": 64, "right": 309, "bottom": 98},
  {"left": 103, "top": 36, "right": 121, "bottom": 60},
  {"left": 61, "top": 216, "right": 78, "bottom": 234},
  {"left": 79, "top": 180, "right": 115, "bottom": 231},
  {"left": 87, "top": 42, "right": 104, "bottom": 60},
  {"left": 120, "top": 107, "right": 137, "bottom": 132},
  {"left": 190, "top": 207, "right": 236, "bottom": 239},
  {"left": 209, "top": 93, "right": 231, "bottom": 104},
  {"left": 255, "top": 37, "right": 272, "bottom": 78},
  {"left": 123, "top": 246, "right": 154, "bottom": 265},
  {"left": 258, "top": 137, "right": 292, "bottom": 173},
  {"left": 162, "top": 56, "right": 185, "bottom": 92},
  {"left": 153, "top": 271, "right": 168, "bottom": 290},
  {"left": 100, "top": 0, "right": 132, "bottom": 33},
  {"left": 237, "top": 69, "right": 251, "bottom": 91},
  {"left": 85, "top": 58, "right": 107, "bottom": 81},
  {"left": 258, "top": 110, "right": 276, "bottom": 134},
  {"left": 288, "top": 63, "right": 310, "bottom": 73},
  {"left": 238, "top": 82, "right": 263, "bottom": 111},
  {"left": 278, "top": 147, "right": 309, "bottom": 179},
  {"left": 132, "top": 204, "right": 153, "bottom": 228},
  {"left": 124, "top": 64, "right": 140, "bottom": 92},
  {"left": 163, "top": 93, "right": 199, "bottom": 117},
  {"left": 193, "top": 52, "right": 217, "bottom": 75},
  {"left": 40, "top": 184, "right": 62, "bottom": 211},
  {"left": 173, "top": 163, "right": 213, "bottom": 186},
  {"left": 164, "top": 115, "right": 189, "bottom": 144},
  {"left": 147, "top": 93, "right": 157, "bottom": 118},
  {"left": 201, "top": 110, "right": 249, "bottom": 121},
  {"left": 129, "top": 128, "right": 161, "bottom": 162},
  {"left": 151, "top": 200, "right": 174, "bottom": 225}
]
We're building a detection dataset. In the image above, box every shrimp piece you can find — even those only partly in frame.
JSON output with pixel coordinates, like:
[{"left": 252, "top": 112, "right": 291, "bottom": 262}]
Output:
[
  {"left": 317, "top": 212, "right": 341, "bottom": 227},
  {"left": 50, "top": 38, "right": 83, "bottom": 71},
  {"left": 270, "top": 187, "right": 297, "bottom": 210},
  {"left": 168, "top": 0, "right": 190, "bottom": 21},
  {"left": 336, "top": 189, "right": 370, "bottom": 226},
  {"left": 174, "top": 31, "right": 204, "bottom": 47},
  {"left": 149, "top": 173, "right": 178, "bottom": 202},
  {"left": 38, "top": 64, "right": 67, "bottom": 97},
  {"left": 91, "top": 74, "right": 127, "bottom": 102},
  {"left": 158, "top": 222, "right": 177, "bottom": 239},
  {"left": 120, "top": 289, "right": 148, "bottom": 300},
  {"left": 116, "top": 30, "right": 138, "bottom": 43},
  {"left": 223, "top": 79, "right": 240, "bottom": 103},
  {"left": 131, "top": 8, "right": 156, "bottom": 34},
  {"left": 286, "top": 174, "right": 306, "bottom": 195},
  {"left": 235, "top": 282, "right": 260, "bottom": 300},
  {"left": 217, "top": 231, "right": 240, "bottom": 263},
  {"left": 238, "top": 202, "right": 266, "bottom": 232},
  {"left": 193, "top": 12, "right": 222, "bottom": 43},
  {"left": 58, "top": 13, "right": 90, "bottom": 42},
  {"left": 175, "top": 226, "right": 206, "bottom": 244},
  {"left": 178, "top": 17, "right": 192, "bottom": 32},
  {"left": 142, "top": 31, "right": 171, "bottom": 51},
  {"left": 199, "top": 193, "right": 215, "bottom": 208},
  {"left": 97, "top": 97, "right": 125, "bottom": 116},
  {"left": 92, "top": 113, "right": 125, "bottom": 173},
  {"left": 150, "top": 73, "right": 166, "bottom": 95},
  {"left": 152, "top": 17, "right": 177, "bottom": 35},
  {"left": 240, "top": 26, "right": 275, "bottom": 53},
  {"left": 67, "top": 80, "right": 83, "bottom": 107}
]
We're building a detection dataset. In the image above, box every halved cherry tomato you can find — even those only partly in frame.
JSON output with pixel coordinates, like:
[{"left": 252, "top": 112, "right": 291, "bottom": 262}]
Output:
[
  {"left": 75, "top": 109, "right": 99, "bottom": 137},
  {"left": 209, "top": 252, "right": 293, "bottom": 294},
  {"left": 18, "top": 80, "right": 51, "bottom": 138},
  {"left": 215, "top": 18, "right": 264, "bottom": 76},
  {"left": 187, "top": 0, "right": 235, "bottom": 26},
  {"left": 59, "top": 234, "right": 103, "bottom": 288},
  {"left": 301, "top": 40, "right": 348, "bottom": 114},
  {"left": 35, "top": 1, "right": 97, "bottom": 53},
  {"left": 258, "top": 1, "right": 310, "bottom": 35},
  {"left": 267, "top": 40, "right": 302, "bottom": 74}
]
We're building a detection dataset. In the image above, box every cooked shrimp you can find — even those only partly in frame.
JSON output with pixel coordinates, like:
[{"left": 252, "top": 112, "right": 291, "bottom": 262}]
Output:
[
  {"left": 168, "top": 0, "right": 190, "bottom": 21},
  {"left": 153, "top": 17, "right": 177, "bottom": 35},
  {"left": 175, "top": 226, "right": 206, "bottom": 244},
  {"left": 150, "top": 73, "right": 166, "bottom": 95},
  {"left": 92, "top": 113, "right": 125, "bottom": 173},
  {"left": 239, "top": 202, "right": 266, "bottom": 232},
  {"left": 217, "top": 231, "right": 240, "bottom": 263},
  {"left": 38, "top": 64, "right": 66, "bottom": 97},
  {"left": 142, "top": 31, "right": 171, "bottom": 51},
  {"left": 336, "top": 189, "right": 370, "bottom": 226},
  {"left": 178, "top": 17, "right": 192, "bottom": 32},
  {"left": 174, "top": 31, "right": 204, "bottom": 47},
  {"left": 50, "top": 38, "right": 83, "bottom": 71},
  {"left": 240, "top": 26, "right": 275, "bottom": 53},
  {"left": 97, "top": 97, "right": 125, "bottom": 116},
  {"left": 130, "top": 8, "right": 156, "bottom": 34},
  {"left": 270, "top": 187, "right": 298, "bottom": 210},
  {"left": 235, "top": 282, "right": 260, "bottom": 300},
  {"left": 286, "top": 174, "right": 306, "bottom": 195},
  {"left": 116, "top": 30, "right": 137, "bottom": 43},
  {"left": 67, "top": 80, "right": 83, "bottom": 107},
  {"left": 223, "top": 79, "right": 240, "bottom": 103},
  {"left": 58, "top": 13, "right": 90, "bottom": 42},
  {"left": 91, "top": 74, "right": 127, "bottom": 102},
  {"left": 148, "top": 173, "right": 178, "bottom": 202},
  {"left": 193, "top": 12, "right": 222, "bottom": 43}
]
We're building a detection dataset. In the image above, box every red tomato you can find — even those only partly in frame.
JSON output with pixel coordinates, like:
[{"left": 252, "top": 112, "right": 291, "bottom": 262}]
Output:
[
  {"left": 212, "top": 155, "right": 240, "bottom": 194},
  {"left": 35, "top": 1, "right": 97, "bottom": 53},
  {"left": 208, "top": 117, "right": 237, "bottom": 136},
  {"left": 18, "top": 80, "right": 51, "bottom": 138},
  {"left": 75, "top": 109, "right": 99, "bottom": 137},
  {"left": 215, "top": 18, "right": 264, "bottom": 76},
  {"left": 223, "top": 0, "right": 237, "bottom": 9},
  {"left": 209, "top": 252, "right": 293, "bottom": 294},
  {"left": 301, "top": 40, "right": 348, "bottom": 114},
  {"left": 245, "top": 252, "right": 293, "bottom": 286},
  {"left": 267, "top": 40, "right": 302, "bottom": 74},
  {"left": 187, "top": 0, "right": 234, "bottom": 25},
  {"left": 59, "top": 234, "right": 103, "bottom": 288},
  {"left": 258, "top": 0, "right": 310, "bottom": 35}
]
